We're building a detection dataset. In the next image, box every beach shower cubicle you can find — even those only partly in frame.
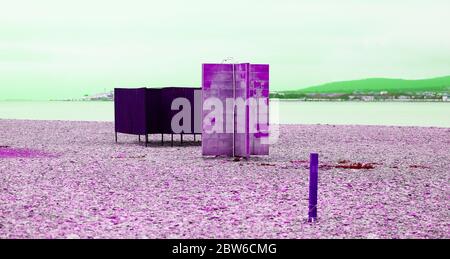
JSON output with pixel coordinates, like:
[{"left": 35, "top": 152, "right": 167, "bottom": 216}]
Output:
[
  {"left": 202, "top": 63, "right": 270, "bottom": 158},
  {"left": 114, "top": 87, "right": 202, "bottom": 146}
]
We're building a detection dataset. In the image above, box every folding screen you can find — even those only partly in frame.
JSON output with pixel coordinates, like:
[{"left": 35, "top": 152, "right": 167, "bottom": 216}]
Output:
[
  {"left": 115, "top": 87, "right": 202, "bottom": 145},
  {"left": 202, "top": 63, "right": 270, "bottom": 157}
]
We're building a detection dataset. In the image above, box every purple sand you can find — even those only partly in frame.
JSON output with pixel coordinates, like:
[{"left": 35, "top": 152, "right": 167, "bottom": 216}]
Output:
[
  {"left": 0, "top": 119, "right": 449, "bottom": 239},
  {"left": 0, "top": 147, "right": 55, "bottom": 158}
]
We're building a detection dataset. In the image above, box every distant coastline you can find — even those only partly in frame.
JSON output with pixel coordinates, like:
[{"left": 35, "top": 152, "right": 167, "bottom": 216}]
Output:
[
  {"left": 5, "top": 75, "right": 449, "bottom": 103},
  {"left": 272, "top": 75, "right": 450, "bottom": 102},
  {"left": 76, "top": 75, "right": 450, "bottom": 103},
  {"left": 51, "top": 93, "right": 450, "bottom": 103},
  {"left": 271, "top": 98, "right": 449, "bottom": 102},
  {"left": 46, "top": 97, "right": 450, "bottom": 103},
  {"left": 55, "top": 98, "right": 449, "bottom": 103}
]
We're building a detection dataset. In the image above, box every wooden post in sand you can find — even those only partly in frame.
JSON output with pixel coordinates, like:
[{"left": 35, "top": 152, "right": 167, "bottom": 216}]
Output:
[{"left": 308, "top": 153, "right": 319, "bottom": 222}]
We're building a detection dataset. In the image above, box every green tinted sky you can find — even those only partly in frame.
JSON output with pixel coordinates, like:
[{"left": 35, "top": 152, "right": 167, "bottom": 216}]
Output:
[{"left": 1, "top": 0, "right": 449, "bottom": 100}]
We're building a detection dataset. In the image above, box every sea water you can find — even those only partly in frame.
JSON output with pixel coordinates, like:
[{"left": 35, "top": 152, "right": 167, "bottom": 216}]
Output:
[{"left": 0, "top": 100, "right": 449, "bottom": 127}]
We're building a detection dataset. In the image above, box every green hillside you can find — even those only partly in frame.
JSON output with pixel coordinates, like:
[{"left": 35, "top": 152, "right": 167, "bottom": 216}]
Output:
[{"left": 281, "top": 76, "right": 450, "bottom": 95}]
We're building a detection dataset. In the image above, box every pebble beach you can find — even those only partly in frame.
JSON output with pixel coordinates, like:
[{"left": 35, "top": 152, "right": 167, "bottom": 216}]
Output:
[{"left": 0, "top": 119, "right": 448, "bottom": 239}]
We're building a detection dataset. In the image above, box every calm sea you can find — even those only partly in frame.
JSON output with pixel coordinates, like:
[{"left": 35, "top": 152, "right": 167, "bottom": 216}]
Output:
[{"left": 0, "top": 100, "right": 449, "bottom": 127}]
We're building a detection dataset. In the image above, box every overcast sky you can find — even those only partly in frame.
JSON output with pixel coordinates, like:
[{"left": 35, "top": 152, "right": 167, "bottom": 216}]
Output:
[{"left": 1, "top": 0, "right": 449, "bottom": 100}]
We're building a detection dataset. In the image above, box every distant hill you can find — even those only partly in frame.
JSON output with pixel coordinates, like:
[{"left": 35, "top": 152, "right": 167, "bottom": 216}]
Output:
[{"left": 280, "top": 76, "right": 450, "bottom": 95}]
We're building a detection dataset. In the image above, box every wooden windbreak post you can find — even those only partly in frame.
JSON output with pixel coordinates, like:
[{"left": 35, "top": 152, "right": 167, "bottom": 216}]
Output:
[{"left": 308, "top": 153, "right": 319, "bottom": 222}]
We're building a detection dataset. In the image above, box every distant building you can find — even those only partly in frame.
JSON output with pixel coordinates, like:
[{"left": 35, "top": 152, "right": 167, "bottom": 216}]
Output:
[
  {"left": 83, "top": 91, "right": 114, "bottom": 101},
  {"left": 443, "top": 95, "right": 448, "bottom": 102},
  {"left": 397, "top": 96, "right": 410, "bottom": 100},
  {"left": 322, "top": 93, "right": 344, "bottom": 98},
  {"left": 361, "top": 96, "right": 375, "bottom": 101}
]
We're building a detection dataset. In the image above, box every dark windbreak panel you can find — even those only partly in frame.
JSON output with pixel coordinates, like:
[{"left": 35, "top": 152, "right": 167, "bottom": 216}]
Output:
[
  {"left": 146, "top": 88, "right": 162, "bottom": 134},
  {"left": 183, "top": 87, "right": 202, "bottom": 134},
  {"left": 160, "top": 88, "right": 176, "bottom": 134},
  {"left": 160, "top": 87, "right": 200, "bottom": 134},
  {"left": 114, "top": 88, "right": 148, "bottom": 135}
]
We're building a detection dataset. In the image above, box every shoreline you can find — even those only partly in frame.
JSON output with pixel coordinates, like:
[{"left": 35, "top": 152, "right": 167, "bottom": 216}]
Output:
[
  {"left": 1, "top": 99, "right": 449, "bottom": 103},
  {"left": 271, "top": 99, "right": 450, "bottom": 103},
  {"left": 1, "top": 118, "right": 449, "bottom": 129}
]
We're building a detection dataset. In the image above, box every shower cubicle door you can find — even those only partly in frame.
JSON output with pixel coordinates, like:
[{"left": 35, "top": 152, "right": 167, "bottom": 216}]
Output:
[
  {"left": 249, "top": 64, "right": 270, "bottom": 155},
  {"left": 202, "top": 64, "right": 235, "bottom": 156}
]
